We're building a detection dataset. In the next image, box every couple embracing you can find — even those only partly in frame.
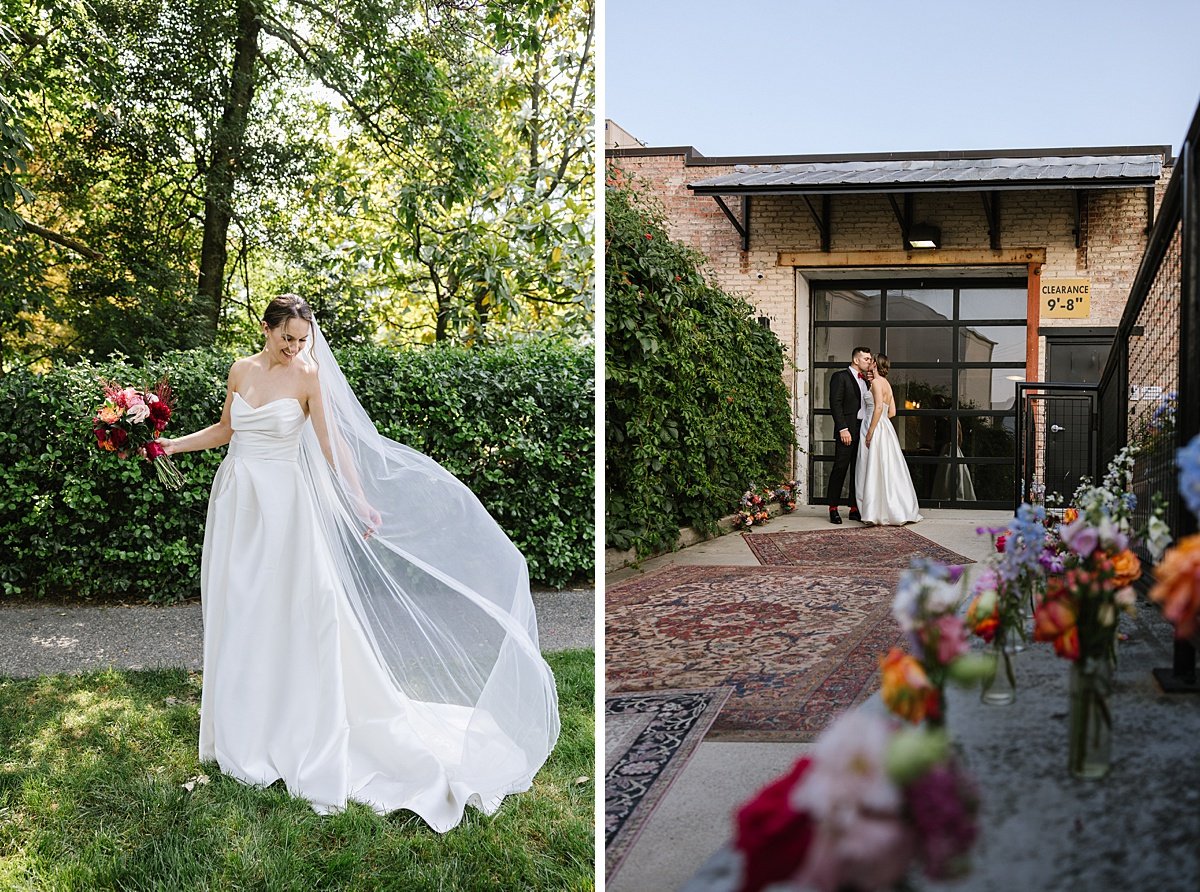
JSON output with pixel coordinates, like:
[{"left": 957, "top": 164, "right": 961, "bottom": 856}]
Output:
[{"left": 826, "top": 346, "right": 922, "bottom": 526}]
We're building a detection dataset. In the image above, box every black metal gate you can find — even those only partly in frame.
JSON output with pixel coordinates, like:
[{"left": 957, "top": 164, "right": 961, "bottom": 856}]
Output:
[{"left": 1014, "top": 383, "right": 1098, "bottom": 507}]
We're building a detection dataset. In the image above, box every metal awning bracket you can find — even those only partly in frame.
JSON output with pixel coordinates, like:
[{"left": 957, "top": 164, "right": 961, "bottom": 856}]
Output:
[
  {"left": 1074, "top": 190, "right": 1086, "bottom": 249},
  {"left": 982, "top": 192, "right": 1001, "bottom": 250},
  {"left": 803, "top": 195, "right": 832, "bottom": 252},
  {"left": 888, "top": 194, "right": 913, "bottom": 249},
  {"left": 713, "top": 195, "right": 750, "bottom": 251}
]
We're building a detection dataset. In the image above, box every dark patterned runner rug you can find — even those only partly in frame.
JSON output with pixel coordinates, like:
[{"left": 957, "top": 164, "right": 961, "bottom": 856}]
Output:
[
  {"left": 743, "top": 525, "right": 973, "bottom": 569},
  {"left": 606, "top": 564, "right": 905, "bottom": 742},
  {"left": 605, "top": 687, "right": 732, "bottom": 880}
]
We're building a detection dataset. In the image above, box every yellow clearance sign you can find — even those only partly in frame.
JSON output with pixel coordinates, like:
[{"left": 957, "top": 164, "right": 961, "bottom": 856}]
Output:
[{"left": 1040, "top": 278, "right": 1091, "bottom": 318}]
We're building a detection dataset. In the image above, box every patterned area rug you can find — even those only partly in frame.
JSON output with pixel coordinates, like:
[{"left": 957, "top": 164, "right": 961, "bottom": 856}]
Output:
[
  {"left": 743, "top": 525, "right": 973, "bottom": 569},
  {"left": 605, "top": 687, "right": 731, "bottom": 880},
  {"left": 606, "top": 565, "right": 905, "bottom": 741}
]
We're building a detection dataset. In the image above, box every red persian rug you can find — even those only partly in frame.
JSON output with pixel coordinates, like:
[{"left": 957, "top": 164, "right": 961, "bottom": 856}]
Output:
[
  {"left": 605, "top": 564, "right": 906, "bottom": 741},
  {"left": 743, "top": 526, "right": 973, "bottom": 570}
]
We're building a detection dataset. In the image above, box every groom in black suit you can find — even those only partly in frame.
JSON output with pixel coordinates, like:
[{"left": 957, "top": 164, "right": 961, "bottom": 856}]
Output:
[{"left": 826, "top": 346, "right": 874, "bottom": 524}]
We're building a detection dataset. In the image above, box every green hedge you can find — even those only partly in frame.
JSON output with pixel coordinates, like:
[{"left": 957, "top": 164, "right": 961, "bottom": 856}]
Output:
[
  {"left": 0, "top": 339, "right": 593, "bottom": 601},
  {"left": 605, "top": 173, "right": 796, "bottom": 554}
]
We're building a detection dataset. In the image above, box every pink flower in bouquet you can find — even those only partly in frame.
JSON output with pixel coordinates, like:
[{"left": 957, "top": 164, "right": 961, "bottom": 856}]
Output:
[
  {"left": 1060, "top": 516, "right": 1100, "bottom": 557},
  {"left": 792, "top": 711, "right": 901, "bottom": 820},
  {"left": 919, "top": 614, "right": 970, "bottom": 665}
]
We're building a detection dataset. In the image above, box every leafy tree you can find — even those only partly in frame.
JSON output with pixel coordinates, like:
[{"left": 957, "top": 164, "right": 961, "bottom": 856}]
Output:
[
  {"left": 0, "top": 0, "right": 593, "bottom": 367},
  {"left": 606, "top": 171, "right": 796, "bottom": 554}
]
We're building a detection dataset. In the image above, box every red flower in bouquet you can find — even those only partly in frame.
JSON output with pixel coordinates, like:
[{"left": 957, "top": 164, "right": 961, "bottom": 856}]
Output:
[
  {"left": 92, "top": 378, "right": 186, "bottom": 490},
  {"left": 735, "top": 757, "right": 816, "bottom": 892},
  {"left": 994, "top": 534, "right": 1007, "bottom": 553}
]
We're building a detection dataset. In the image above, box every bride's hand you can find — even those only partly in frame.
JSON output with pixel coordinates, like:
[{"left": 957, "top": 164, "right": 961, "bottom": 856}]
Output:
[
  {"left": 159, "top": 437, "right": 175, "bottom": 456},
  {"left": 865, "top": 432, "right": 873, "bottom": 448},
  {"left": 354, "top": 497, "right": 382, "bottom": 539}
]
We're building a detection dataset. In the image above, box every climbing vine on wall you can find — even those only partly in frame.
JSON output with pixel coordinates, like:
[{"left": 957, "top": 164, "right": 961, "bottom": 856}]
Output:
[{"left": 605, "top": 170, "right": 795, "bottom": 554}]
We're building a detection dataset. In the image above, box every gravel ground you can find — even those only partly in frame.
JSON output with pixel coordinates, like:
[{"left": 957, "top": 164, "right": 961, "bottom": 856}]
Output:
[{"left": 0, "top": 588, "right": 595, "bottom": 679}]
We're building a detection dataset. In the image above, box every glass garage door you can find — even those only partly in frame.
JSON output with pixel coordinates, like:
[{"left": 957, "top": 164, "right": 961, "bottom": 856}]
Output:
[{"left": 810, "top": 280, "right": 1026, "bottom": 509}]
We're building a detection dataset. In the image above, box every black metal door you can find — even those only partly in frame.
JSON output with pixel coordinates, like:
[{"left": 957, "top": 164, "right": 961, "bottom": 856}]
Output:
[
  {"left": 1043, "top": 338, "right": 1111, "bottom": 501},
  {"left": 1016, "top": 385, "right": 1098, "bottom": 506}
]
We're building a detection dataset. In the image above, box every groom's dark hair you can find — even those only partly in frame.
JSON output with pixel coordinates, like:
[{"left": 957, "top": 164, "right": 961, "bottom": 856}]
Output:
[{"left": 851, "top": 346, "right": 873, "bottom": 360}]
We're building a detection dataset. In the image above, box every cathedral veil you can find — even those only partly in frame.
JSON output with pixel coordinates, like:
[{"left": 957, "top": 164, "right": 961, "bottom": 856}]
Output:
[{"left": 293, "top": 317, "right": 560, "bottom": 814}]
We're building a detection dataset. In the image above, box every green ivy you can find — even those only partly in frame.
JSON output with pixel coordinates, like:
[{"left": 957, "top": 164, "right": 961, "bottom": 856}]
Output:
[
  {"left": 0, "top": 340, "right": 593, "bottom": 601},
  {"left": 605, "top": 171, "right": 796, "bottom": 554}
]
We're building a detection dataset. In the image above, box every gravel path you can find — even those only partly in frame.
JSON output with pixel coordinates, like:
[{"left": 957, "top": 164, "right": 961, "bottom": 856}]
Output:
[{"left": 0, "top": 588, "right": 595, "bottom": 679}]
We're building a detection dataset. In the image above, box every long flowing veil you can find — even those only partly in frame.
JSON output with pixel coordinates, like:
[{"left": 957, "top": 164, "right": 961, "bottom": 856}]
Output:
[{"left": 294, "top": 318, "right": 560, "bottom": 808}]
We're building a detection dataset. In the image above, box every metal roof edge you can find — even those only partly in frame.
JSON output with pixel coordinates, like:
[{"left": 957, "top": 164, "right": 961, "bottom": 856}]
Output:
[
  {"left": 609, "top": 144, "right": 1174, "bottom": 167},
  {"left": 688, "top": 178, "right": 1162, "bottom": 195}
]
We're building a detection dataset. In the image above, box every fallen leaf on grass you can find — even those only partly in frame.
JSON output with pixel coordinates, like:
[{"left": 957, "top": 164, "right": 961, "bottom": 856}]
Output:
[
  {"left": 574, "top": 776, "right": 590, "bottom": 786},
  {"left": 182, "top": 774, "right": 210, "bottom": 792}
]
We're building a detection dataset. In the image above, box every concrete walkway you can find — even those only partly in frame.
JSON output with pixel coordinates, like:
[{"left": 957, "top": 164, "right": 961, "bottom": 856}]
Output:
[
  {"left": 605, "top": 507, "right": 1000, "bottom": 892},
  {"left": 0, "top": 587, "right": 595, "bottom": 679}
]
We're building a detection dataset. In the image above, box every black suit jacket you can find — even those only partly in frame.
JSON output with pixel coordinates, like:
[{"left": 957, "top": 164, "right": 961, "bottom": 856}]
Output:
[{"left": 830, "top": 368, "right": 864, "bottom": 437}]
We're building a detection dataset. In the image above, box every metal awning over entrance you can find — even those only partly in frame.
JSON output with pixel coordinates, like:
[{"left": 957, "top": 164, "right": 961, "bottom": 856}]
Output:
[
  {"left": 684, "top": 147, "right": 1169, "bottom": 252},
  {"left": 687, "top": 152, "right": 1164, "bottom": 195}
]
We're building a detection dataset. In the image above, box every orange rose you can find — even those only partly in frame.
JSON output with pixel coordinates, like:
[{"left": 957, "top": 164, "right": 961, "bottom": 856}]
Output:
[
  {"left": 1063, "top": 507, "right": 1079, "bottom": 525},
  {"left": 1149, "top": 534, "right": 1200, "bottom": 640},
  {"left": 879, "top": 647, "right": 937, "bottom": 724},
  {"left": 1109, "top": 549, "right": 1142, "bottom": 588},
  {"left": 1034, "top": 597, "right": 1079, "bottom": 659},
  {"left": 966, "top": 593, "right": 999, "bottom": 643}
]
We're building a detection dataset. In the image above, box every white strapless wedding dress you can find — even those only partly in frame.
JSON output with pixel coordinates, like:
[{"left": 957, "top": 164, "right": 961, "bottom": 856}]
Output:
[
  {"left": 855, "top": 389, "right": 922, "bottom": 525},
  {"left": 198, "top": 394, "right": 553, "bottom": 830}
]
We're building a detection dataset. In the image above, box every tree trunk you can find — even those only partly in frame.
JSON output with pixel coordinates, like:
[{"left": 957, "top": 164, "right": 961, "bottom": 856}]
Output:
[{"left": 197, "top": 0, "right": 260, "bottom": 342}]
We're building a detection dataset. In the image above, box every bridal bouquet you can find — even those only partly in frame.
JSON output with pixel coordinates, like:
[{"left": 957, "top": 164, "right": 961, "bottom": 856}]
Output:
[
  {"left": 882, "top": 559, "right": 992, "bottom": 726},
  {"left": 92, "top": 379, "right": 185, "bottom": 490},
  {"left": 733, "top": 711, "right": 979, "bottom": 892}
]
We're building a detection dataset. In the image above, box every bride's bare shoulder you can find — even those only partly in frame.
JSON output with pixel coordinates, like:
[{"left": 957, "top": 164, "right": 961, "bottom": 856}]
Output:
[{"left": 228, "top": 355, "right": 256, "bottom": 383}]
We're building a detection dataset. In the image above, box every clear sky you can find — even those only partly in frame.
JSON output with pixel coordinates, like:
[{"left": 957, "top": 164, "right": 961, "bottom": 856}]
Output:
[{"left": 604, "top": 0, "right": 1200, "bottom": 158}]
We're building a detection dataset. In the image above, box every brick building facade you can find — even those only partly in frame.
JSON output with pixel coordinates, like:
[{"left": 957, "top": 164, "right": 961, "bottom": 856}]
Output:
[{"left": 607, "top": 130, "right": 1172, "bottom": 508}]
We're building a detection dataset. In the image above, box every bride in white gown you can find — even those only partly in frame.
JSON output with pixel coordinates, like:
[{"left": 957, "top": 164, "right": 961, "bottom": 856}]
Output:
[
  {"left": 855, "top": 355, "right": 922, "bottom": 526},
  {"left": 162, "top": 295, "right": 559, "bottom": 832}
]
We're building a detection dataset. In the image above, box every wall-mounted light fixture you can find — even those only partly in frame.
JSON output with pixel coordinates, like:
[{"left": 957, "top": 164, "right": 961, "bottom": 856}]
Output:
[
  {"left": 757, "top": 316, "right": 771, "bottom": 330},
  {"left": 906, "top": 223, "right": 941, "bottom": 250}
]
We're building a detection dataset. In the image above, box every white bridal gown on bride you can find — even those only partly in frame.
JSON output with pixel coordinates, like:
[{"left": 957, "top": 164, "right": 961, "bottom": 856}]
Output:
[
  {"left": 855, "top": 388, "right": 923, "bottom": 526},
  {"left": 199, "top": 392, "right": 558, "bottom": 831}
]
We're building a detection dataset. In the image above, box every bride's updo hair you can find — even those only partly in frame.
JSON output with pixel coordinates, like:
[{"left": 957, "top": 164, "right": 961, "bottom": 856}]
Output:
[
  {"left": 874, "top": 354, "right": 891, "bottom": 377},
  {"left": 262, "top": 293, "right": 314, "bottom": 330}
]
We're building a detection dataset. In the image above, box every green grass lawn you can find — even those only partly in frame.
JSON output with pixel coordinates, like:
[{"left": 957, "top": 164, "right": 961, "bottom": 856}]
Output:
[{"left": 0, "top": 650, "right": 595, "bottom": 891}]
